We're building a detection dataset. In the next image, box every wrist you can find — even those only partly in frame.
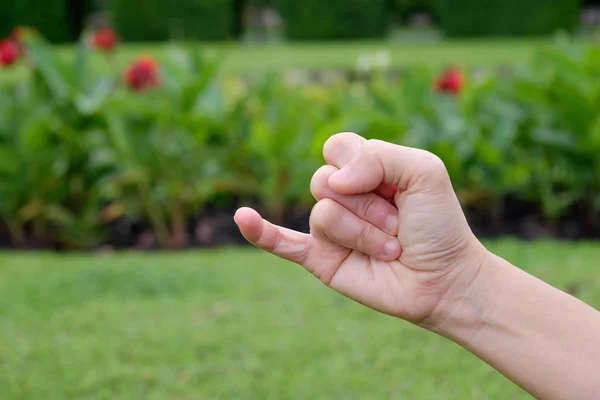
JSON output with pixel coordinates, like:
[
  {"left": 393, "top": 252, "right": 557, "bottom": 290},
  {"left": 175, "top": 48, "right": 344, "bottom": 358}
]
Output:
[{"left": 419, "top": 242, "right": 509, "bottom": 347}]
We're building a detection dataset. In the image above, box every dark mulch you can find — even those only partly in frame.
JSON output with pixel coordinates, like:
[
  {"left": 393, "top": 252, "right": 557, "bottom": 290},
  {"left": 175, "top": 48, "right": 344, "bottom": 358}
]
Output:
[{"left": 2, "top": 194, "right": 599, "bottom": 252}]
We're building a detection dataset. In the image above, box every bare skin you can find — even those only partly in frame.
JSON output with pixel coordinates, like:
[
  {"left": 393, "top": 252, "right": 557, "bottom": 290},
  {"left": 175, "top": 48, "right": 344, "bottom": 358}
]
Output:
[{"left": 234, "top": 132, "right": 600, "bottom": 399}]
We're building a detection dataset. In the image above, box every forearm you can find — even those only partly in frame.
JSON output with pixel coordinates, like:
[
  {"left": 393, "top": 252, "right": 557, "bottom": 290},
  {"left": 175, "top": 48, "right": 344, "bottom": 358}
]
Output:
[{"left": 430, "top": 252, "right": 600, "bottom": 399}]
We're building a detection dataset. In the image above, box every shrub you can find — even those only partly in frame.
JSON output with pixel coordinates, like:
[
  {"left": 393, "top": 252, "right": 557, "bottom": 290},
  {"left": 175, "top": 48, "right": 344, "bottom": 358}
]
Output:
[
  {"left": 0, "top": 0, "right": 73, "bottom": 42},
  {"left": 3, "top": 31, "right": 600, "bottom": 249},
  {"left": 168, "top": 0, "right": 235, "bottom": 41},
  {"left": 109, "top": 0, "right": 169, "bottom": 41},
  {"left": 436, "top": 0, "right": 581, "bottom": 37},
  {"left": 245, "top": 0, "right": 275, "bottom": 6},
  {"left": 390, "top": 0, "right": 438, "bottom": 19},
  {"left": 110, "top": 0, "right": 234, "bottom": 41},
  {"left": 0, "top": 3, "right": 16, "bottom": 39},
  {"left": 278, "top": 0, "right": 388, "bottom": 40}
]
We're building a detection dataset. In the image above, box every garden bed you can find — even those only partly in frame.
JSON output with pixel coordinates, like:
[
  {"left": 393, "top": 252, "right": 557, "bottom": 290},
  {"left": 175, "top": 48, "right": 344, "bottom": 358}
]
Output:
[{"left": 2, "top": 30, "right": 600, "bottom": 250}]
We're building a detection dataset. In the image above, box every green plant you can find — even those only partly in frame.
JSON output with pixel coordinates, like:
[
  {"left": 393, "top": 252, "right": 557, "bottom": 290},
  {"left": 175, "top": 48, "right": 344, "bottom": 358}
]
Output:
[
  {"left": 278, "top": 0, "right": 388, "bottom": 40},
  {"left": 436, "top": 0, "right": 581, "bottom": 37},
  {"left": 168, "top": 0, "right": 235, "bottom": 41},
  {"left": 2, "top": 27, "right": 600, "bottom": 248},
  {"left": 102, "top": 49, "right": 237, "bottom": 248},
  {"left": 110, "top": 0, "right": 235, "bottom": 42},
  {"left": 110, "top": 0, "right": 169, "bottom": 41},
  {"left": 0, "top": 31, "right": 235, "bottom": 248},
  {"left": 0, "top": 31, "right": 115, "bottom": 248},
  {"left": 0, "top": 0, "right": 73, "bottom": 42},
  {"left": 225, "top": 76, "right": 326, "bottom": 222},
  {"left": 390, "top": 0, "right": 438, "bottom": 19}
]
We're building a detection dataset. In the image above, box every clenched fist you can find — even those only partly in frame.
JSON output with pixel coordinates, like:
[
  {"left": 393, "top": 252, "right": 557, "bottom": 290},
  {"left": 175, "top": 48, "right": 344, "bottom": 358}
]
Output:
[{"left": 234, "top": 132, "right": 489, "bottom": 326}]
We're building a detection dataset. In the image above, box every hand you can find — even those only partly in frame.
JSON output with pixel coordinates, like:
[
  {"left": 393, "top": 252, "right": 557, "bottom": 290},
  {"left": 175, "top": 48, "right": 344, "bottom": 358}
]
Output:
[{"left": 234, "top": 133, "right": 489, "bottom": 326}]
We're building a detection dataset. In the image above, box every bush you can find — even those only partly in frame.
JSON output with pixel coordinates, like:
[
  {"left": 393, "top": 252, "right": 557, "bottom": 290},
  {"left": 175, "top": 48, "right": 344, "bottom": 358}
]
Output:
[
  {"left": 3, "top": 31, "right": 600, "bottom": 249},
  {"left": 437, "top": 0, "right": 581, "bottom": 37},
  {"left": 0, "top": 0, "right": 73, "bottom": 42},
  {"left": 390, "top": 0, "right": 438, "bottom": 18},
  {"left": 0, "top": 2, "right": 15, "bottom": 38},
  {"left": 278, "top": 0, "right": 387, "bottom": 40},
  {"left": 246, "top": 0, "right": 275, "bottom": 5},
  {"left": 110, "top": 0, "right": 235, "bottom": 42},
  {"left": 168, "top": 0, "right": 235, "bottom": 41},
  {"left": 109, "top": 0, "right": 168, "bottom": 41}
]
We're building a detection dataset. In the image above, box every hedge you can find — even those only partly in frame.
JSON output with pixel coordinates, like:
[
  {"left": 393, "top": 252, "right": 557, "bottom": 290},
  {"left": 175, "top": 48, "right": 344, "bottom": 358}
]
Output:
[
  {"left": 109, "top": 0, "right": 234, "bottom": 42},
  {"left": 278, "top": 0, "right": 387, "bottom": 40},
  {"left": 390, "top": 0, "right": 438, "bottom": 18},
  {"left": 168, "top": 0, "right": 235, "bottom": 41},
  {"left": 437, "top": 0, "right": 581, "bottom": 37},
  {"left": 4, "top": 32, "right": 600, "bottom": 249},
  {"left": 0, "top": 2, "right": 15, "bottom": 38},
  {"left": 245, "top": 0, "right": 275, "bottom": 5},
  {"left": 0, "top": 0, "right": 73, "bottom": 42}
]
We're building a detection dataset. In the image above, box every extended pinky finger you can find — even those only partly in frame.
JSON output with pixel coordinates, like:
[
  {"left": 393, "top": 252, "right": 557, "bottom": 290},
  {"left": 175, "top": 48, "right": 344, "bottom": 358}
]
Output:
[{"left": 234, "top": 207, "right": 312, "bottom": 265}]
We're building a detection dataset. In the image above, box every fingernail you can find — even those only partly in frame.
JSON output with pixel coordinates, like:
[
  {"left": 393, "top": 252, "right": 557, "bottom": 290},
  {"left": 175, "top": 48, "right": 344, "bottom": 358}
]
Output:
[
  {"left": 383, "top": 239, "right": 400, "bottom": 258},
  {"left": 385, "top": 215, "right": 398, "bottom": 235}
]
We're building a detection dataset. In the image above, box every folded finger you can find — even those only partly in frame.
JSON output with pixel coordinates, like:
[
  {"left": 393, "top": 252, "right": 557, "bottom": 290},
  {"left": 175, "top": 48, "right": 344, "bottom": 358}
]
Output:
[
  {"left": 311, "top": 165, "right": 399, "bottom": 236},
  {"left": 328, "top": 139, "right": 450, "bottom": 196},
  {"left": 322, "top": 132, "right": 366, "bottom": 167},
  {"left": 323, "top": 132, "right": 398, "bottom": 200},
  {"left": 310, "top": 199, "right": 401, "bottom": 261}
]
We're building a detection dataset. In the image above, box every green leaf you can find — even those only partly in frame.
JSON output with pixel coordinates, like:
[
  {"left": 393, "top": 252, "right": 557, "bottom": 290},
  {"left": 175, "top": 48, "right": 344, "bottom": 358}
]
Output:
[
  {"left": 0, "top": 146, "right": 20, "bottom": 176},
  {"left": 24, "top": 35, "right": 71, "bottom": 100}
]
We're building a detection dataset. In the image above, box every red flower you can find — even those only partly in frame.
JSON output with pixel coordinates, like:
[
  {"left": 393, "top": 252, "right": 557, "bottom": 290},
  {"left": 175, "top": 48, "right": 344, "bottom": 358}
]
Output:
[
  {"left": 92, "top": 27, "right": 119, "bottom": 53},
  {"left": 0, "top": 39, "right": 21, "bottom": 68},
  {"left": 124, "top": 57, "right": 160, "bottom": 92},
  {"left": 435, "top": 67, "right": 464, "bottom": 95}
]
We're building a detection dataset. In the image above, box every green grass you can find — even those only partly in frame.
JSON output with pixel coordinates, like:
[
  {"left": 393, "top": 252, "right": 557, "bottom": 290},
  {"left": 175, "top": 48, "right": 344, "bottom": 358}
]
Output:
[
  {"left": 55, "top": 38, "right": 549, "bottom": 72},
  {"left": 0, "top": 38, "right": 565, "bottom": 87},
  {"left": 1, "top": 240, "right": 599, "bottom": 399},
  {"left": 206, "top": 39, "right": 547, "bottom": 71}
]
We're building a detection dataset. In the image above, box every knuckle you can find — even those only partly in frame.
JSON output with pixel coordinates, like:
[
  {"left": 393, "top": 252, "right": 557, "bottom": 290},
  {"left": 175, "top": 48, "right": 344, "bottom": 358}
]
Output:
[
  {"left": 358, "top": 140, "right": 383, "bottom": 167},
  {"left": 359, "top": 194, "right": 377, "bottom": 220},
  {"left": 323, "top": 132, "right": 358, "bottom": 159},
  {"left": 420, "top": 151, "right": 448, "bottom": 178},
  {"left": 361, "top": 139, "right": 380, "bottom": 155},
  {"left": 310, "top": 165, "right": 336, "bottom": 200},
  {"left": 310, "top": 198, "right": 338, "bottom": 227},
  {"left": 357, "top": 223, "right": 375, "bottom": 249},
  {"left": 268, "top": 226, "right": 283, "bottom": 254},
  {"left": 361, "top": 139, "right": 390, "bottom": 184},
  {"left": 323, "top": 134, "right": 341, "bottom": 155}
]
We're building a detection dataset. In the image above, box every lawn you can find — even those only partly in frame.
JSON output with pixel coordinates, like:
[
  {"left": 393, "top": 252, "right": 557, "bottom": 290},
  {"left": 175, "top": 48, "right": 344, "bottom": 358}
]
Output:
[
  {"left": 0, "top": 38, "right": 564, "bottom": 88},
  {"left": 1, "top": 240, "right": 599, "bottom": 399},
  {"left": 53, "top": 38, "right": 550, "bottom": 72},
  {"left": 213, "top": 38, "right": 547, "bottom": 71}
]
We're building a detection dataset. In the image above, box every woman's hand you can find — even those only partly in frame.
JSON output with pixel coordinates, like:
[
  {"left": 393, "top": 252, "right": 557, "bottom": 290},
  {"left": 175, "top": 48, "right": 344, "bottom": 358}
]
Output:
[
  {"left": 235, "top": 132, "right": 600, "bottom": 399},
  {"left": 235, "top": 132, "right": 488, "bottom": 325}
]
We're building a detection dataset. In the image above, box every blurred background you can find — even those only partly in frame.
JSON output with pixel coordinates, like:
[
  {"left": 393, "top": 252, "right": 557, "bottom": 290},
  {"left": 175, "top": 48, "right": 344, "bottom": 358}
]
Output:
[{"left": 1, "top": 0, "right": 600, "bottom": 398}]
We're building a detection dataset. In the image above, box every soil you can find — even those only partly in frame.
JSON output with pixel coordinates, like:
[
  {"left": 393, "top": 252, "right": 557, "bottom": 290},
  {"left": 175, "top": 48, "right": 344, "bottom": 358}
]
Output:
[{"left": 1, "top": 195, "right": 599, "bottom": 252}]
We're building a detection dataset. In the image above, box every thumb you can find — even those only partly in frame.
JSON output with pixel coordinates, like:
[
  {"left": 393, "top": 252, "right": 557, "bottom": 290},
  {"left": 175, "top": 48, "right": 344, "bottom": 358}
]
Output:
[{"left": 328, "top": 139, "right": 449, "bottom": 195}]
